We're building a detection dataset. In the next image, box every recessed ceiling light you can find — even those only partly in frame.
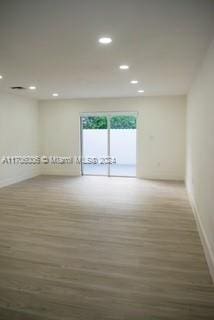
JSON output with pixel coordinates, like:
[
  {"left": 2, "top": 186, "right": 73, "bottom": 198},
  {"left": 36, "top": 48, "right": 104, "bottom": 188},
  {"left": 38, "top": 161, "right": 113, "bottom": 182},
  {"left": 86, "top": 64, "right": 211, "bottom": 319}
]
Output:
[
  {"left": 130, "top": 80, "right": 138, "bottom": 84},
  {"left": 0, "top": 75, "right": 3, "bottom": 79},
  {"left": 119, "top": 65, "right": 129, "bottom": 70},
  {"left": 52, "top": 93, "right": 59, "bottom": 97},
  {"left": 29, "top": 86, "right": 36, "bottom": 90},
  {"left": 98, "top": 37, "right": 112, "bottom": 44},
  {"left": 138, "top": 89, "right": 144, "bottom": 93}
]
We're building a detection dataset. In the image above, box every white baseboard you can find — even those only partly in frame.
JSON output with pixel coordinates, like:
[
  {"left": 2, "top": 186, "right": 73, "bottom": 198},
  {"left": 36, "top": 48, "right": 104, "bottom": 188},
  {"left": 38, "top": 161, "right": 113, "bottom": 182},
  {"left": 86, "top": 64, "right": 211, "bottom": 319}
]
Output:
[
  {"left": 40, "top": 167, "right": 81, "bottom": 176},
  {"left": 139, "top": 173, "right": 185, "bottom": 181},
  {"left": 187, "top": 184, "right": 214, "bottom": 283},
  {"left": 40, "top": 170, "right": 81, "bottom": 177},
  {"left": 0, "top": 172, "right": 39, "bottom": 188}
]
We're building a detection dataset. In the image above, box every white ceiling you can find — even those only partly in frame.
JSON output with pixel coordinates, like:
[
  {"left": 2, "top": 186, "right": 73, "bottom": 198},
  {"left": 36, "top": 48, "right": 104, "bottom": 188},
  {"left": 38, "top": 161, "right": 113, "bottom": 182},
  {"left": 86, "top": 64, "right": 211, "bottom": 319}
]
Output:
[{"left": 0, "top": 0, "right": 214, "bottom": 99}]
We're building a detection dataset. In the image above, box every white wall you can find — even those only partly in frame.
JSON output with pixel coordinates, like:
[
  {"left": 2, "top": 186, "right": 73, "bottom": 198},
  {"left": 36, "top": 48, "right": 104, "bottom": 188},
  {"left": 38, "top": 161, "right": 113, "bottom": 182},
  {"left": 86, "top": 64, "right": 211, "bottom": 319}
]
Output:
[
  {"left": 39, "top": 96, "right": 186, "bottom": 180},
  {"left": 187, "top": 38, "right": 214, "bottom": 281},
  {"left": 0, "top": 93, "right": 40, "bottom": 187}
]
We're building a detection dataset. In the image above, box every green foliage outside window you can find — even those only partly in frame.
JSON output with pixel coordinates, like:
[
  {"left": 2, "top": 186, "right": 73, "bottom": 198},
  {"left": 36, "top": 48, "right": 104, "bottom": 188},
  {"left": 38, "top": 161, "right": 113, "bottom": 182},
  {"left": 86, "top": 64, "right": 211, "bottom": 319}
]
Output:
[
  {"left": 110, "top": 116, "right": 136, "bottom": 129},
  {"left": 82, "top": 116, "right": 136, "bottom": 129},
  {"left": 82, "top": 116, "right": 107, "bottom": 129}
]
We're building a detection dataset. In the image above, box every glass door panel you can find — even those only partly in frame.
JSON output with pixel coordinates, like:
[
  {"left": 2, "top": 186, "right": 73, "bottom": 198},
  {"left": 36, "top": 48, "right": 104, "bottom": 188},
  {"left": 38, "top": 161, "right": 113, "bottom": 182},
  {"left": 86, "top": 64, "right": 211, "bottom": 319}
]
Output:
[
  {"left": 81, "top": 116, "right": 108, "bottom": 176},
  {"left": 109, "top": 115, "right": 136, "bottom": 177}
]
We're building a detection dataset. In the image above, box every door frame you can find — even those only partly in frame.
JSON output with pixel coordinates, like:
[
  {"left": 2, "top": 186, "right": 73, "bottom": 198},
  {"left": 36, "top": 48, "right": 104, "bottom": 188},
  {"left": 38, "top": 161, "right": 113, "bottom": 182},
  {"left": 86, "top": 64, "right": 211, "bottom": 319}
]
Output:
[{"left": 80, "top": 112, "right": 138, "bottom": 177}]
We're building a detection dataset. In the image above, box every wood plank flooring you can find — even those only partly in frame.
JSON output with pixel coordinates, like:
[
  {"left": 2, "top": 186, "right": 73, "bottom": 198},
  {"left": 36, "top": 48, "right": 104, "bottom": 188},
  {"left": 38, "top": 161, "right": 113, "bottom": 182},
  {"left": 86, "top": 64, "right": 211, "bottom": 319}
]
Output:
[{"left": 0, "top": 175, "right": 213, "bottom": 320}]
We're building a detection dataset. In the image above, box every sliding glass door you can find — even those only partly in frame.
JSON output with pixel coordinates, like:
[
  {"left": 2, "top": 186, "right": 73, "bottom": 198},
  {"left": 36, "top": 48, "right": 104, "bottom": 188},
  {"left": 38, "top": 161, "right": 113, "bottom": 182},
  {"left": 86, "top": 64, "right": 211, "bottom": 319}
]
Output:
[{"left": 81, "top": 113, "right": 137, "bottom": 177}]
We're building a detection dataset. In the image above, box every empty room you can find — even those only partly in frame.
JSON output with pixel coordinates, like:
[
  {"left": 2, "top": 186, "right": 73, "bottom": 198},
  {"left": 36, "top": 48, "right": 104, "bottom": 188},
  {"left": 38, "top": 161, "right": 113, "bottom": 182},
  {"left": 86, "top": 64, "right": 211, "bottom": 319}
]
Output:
[{"left": 0, "top": 0, "right": 214, "bottom": 319}]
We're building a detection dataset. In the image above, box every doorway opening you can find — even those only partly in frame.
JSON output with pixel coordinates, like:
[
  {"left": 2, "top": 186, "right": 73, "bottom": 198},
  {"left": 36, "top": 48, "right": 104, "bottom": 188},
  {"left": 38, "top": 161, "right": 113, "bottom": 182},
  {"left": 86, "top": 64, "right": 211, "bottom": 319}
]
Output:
[{"left": 80, "top": 113, "right": 137, "bottom": 177}]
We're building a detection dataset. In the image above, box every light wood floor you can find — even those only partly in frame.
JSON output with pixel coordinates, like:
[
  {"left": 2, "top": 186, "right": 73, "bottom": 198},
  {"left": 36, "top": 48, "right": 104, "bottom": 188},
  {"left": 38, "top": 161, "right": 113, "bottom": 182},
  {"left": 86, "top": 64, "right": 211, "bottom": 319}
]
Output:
[{"left": 0, "top": 175, "right": 213, "bottom": 320}]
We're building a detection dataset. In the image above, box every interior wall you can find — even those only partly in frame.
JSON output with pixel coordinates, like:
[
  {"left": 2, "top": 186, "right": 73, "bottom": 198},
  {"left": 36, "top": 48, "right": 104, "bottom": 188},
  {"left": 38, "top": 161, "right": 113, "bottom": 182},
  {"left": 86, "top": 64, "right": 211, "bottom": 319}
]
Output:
[
  {"left": 0, "top": 93, "right": 39, "bottom": 187},
  {"left": 39, "top": 96, "right": 186, "bottom": 180},
  {"left": 187, "top": 38, "right": 214, "bottom": 280}
]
